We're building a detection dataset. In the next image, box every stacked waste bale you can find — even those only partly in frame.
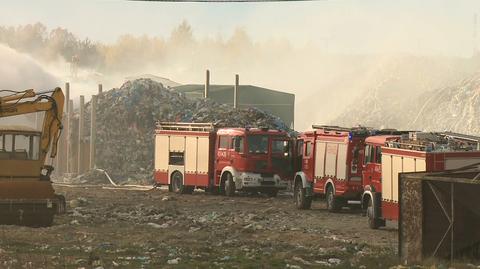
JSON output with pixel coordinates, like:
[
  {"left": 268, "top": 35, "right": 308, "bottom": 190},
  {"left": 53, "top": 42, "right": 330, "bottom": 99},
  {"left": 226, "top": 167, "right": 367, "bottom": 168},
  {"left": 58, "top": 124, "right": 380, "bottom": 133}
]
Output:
[{"left": 84, "top": 79, "right": 290, "bottom": 183}]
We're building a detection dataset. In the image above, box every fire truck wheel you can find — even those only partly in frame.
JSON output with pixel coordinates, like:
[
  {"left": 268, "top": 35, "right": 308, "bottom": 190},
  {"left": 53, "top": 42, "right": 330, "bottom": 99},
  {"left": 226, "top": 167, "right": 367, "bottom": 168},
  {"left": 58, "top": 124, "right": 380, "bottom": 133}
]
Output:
[
  {"left": 171, "top": 171, "right": 184, "bottom": 194},
  {"left": 367, "top": 198, "right": 380, "bottom": 229},
  {"left": 224, "top": 173, "right": 236, "bottom": 197},
  {"left": 294, "top": 180, "right": 312, "bottom": 209},
  {"left": 326, "top": 186, "right": 342, "bottom": 212}
]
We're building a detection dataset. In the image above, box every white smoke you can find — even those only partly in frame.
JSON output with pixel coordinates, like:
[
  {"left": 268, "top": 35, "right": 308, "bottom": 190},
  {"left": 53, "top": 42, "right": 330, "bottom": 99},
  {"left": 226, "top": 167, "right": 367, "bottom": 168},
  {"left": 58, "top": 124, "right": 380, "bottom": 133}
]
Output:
[{"left": 0, "top": 44, "right": 60, "bottom": 127}]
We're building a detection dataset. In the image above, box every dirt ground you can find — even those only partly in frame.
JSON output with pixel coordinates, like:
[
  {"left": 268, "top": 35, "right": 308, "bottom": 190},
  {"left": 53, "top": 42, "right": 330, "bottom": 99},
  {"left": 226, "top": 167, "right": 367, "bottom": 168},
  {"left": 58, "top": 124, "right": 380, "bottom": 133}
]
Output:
[{"left": 0, "top": 185, "right": 405, "bottom": 268}]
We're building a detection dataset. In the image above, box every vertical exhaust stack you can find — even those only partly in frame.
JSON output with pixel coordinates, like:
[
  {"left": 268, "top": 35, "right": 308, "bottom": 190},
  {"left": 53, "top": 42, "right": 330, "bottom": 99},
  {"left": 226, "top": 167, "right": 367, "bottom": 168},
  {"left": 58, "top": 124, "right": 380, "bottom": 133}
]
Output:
[
  {"left": 98, "top": 84, "right": 103, "bottom": 95},
  {"left": 234, "top": 74, "right": 239, "bottom": 109},
  {"left": 204, "top": 70, "right": 210, "bottom": 99}
]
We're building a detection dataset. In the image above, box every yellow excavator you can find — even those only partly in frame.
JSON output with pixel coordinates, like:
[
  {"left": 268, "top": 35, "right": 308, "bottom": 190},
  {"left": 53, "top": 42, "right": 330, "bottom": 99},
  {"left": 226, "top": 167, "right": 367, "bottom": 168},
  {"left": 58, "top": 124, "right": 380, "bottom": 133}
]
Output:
[{"left": 0, "top": 87, "right": 66, "bottom": 227}]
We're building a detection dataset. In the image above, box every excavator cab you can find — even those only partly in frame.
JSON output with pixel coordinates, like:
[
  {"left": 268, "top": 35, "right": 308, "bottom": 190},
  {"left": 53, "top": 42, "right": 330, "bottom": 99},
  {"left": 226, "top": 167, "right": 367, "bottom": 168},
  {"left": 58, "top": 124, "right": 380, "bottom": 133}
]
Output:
[
  {"left": 0, "top": 88, "right": 66, "bottom": 227},
  {"left": 0, "top": 127, "right": 40, "bottom": 160}
]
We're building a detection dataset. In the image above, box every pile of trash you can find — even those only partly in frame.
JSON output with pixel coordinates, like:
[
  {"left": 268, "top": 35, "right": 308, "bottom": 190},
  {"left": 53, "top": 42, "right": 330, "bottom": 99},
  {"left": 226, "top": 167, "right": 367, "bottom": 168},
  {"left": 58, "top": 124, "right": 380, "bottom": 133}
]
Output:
[
  {"left": 84, "top": 78, "right": 290, "bottom": 182},
  {"left": 335, "top": 71, "right": 480, "bottom": 135},
  {"left": 408, "top": 74, "right": 480, "bottom": 135}
]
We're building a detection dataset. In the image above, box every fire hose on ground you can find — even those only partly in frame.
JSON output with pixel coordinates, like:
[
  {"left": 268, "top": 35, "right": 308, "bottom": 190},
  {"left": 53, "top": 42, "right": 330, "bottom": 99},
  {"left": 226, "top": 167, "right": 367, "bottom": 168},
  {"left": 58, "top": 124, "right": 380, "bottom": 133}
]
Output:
[{"left": 53, "top": 168, "right": 159, "bottom": 191}]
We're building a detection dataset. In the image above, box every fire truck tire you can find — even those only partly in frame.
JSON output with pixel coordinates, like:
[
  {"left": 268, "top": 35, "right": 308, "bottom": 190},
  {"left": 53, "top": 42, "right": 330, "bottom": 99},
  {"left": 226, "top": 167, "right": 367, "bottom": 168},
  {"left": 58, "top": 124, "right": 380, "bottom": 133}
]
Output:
[
  {"left": 294, "top": 180, "right": 312, "bottom": 210},
  {"left": 367, "top": 198, "right": 381, "bottom": 229},
  {"left": 326, "top": 186, "right": 342, "bottom": 212},
  {"left": 171, "top": 171, "right": 185, "bottom": 194},
  {"left": 224, "top": 173, "right": 236, "bottom": 197}
]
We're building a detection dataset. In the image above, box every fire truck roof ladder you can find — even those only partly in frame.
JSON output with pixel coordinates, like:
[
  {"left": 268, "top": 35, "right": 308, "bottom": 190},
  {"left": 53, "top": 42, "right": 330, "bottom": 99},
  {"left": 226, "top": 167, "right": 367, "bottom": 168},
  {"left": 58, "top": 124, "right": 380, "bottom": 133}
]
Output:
[
  {"left": 312, "top": 125, "right": 371, "bottom": 135},
  {"left": 439, "top": 132, "right": 480, "bottom": 150},
  {"left": 156, "top": 122, "right": 215, "bottom": 132},
  {"left": 312, "top": 125, "right": 352, "bottom": 132}
]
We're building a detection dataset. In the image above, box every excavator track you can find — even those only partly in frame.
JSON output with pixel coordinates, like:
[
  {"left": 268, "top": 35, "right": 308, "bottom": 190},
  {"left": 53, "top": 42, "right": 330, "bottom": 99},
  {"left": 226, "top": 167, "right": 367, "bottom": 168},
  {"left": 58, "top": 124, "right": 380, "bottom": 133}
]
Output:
[
  {"left": 0, "top": 180, "right": 65, "bottom": 227},
  {"left": 0, "top": 200, "right": 56, "bottom": 227}
]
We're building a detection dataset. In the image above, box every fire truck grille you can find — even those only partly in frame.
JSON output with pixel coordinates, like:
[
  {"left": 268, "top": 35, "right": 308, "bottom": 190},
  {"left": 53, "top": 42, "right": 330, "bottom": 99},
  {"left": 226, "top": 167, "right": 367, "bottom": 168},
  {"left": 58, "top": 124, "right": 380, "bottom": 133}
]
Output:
[
  {"left": 255, "top": 160, "right": 268, "bottom": 170},
  {"left": 261, "top": 181, "right": 275, "bottom": 186}
]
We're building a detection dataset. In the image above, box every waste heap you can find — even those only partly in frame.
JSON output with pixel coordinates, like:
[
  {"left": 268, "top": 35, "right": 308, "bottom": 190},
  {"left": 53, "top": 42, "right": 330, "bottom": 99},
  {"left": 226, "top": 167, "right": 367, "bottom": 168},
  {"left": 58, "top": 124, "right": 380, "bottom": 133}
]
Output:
[
  {"left": 334, "top": 71, "right": 480, "bottom": 135},
  {"left": 84, "top": 78, "right": 290, "bottom": 183}
]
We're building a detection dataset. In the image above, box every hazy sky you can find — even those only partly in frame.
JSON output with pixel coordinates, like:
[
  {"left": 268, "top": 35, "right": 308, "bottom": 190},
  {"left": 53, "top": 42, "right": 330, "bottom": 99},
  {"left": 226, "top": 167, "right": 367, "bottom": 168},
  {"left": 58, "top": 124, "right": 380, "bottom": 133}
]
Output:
[{"left": 1, "top": 0, "right": 480, "bottom": 56}]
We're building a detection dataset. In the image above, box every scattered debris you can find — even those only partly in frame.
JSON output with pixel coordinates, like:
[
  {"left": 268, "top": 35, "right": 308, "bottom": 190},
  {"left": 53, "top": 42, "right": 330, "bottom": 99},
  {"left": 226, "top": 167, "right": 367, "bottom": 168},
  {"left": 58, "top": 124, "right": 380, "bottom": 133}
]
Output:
[
  {"left": 328, "top": 258, "right": 342, "bottom": 265},
  {"left": 167, "top": 258, "right": 180, "bottom": 265}
]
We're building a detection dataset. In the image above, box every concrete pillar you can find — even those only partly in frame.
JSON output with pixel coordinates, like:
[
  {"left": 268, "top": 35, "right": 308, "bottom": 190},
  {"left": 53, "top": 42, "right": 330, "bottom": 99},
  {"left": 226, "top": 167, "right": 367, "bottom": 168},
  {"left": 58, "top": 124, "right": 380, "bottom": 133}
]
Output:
[
  {"left": 65, "top": 82, "right": 70, "bottom": 113},
  {"left": 89, "top": 95, "right": 97, "bottom": 170},
  {"left": 66, "top": 99, "right": 73, "bottom": 174},
  {"left": 234, "top": 74, "right": 239, "bottom": 109},
  {"left": 204, "top": 70, "right": 210, "bottom": 98},
  {"left": 98, "top": 84, "right": 103, "bottom": 95},
  {"left": 78, "top": 95, "right": 85, "bottom": 175}
]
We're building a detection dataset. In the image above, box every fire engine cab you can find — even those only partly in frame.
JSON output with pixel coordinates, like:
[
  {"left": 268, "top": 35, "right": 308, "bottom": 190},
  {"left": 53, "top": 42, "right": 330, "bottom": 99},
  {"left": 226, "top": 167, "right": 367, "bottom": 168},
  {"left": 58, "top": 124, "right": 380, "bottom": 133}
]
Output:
[{"left": 154, "top": 122, "right": 292, "bottom": 196}]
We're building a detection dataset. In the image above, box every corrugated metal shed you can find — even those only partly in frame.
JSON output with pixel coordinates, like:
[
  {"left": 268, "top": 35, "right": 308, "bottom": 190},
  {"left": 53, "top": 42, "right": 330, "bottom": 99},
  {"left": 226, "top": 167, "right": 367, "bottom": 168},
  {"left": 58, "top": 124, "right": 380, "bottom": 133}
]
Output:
[{"left": 173, "top": 84, "right": 295, "bottom": 128}]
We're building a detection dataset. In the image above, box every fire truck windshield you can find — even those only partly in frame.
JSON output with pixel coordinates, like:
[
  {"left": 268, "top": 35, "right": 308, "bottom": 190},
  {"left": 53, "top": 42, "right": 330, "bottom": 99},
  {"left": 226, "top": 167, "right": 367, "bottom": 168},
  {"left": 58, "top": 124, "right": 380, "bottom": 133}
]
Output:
[{"left": 247, "top": 135, "right": 269, "bottom": 154}]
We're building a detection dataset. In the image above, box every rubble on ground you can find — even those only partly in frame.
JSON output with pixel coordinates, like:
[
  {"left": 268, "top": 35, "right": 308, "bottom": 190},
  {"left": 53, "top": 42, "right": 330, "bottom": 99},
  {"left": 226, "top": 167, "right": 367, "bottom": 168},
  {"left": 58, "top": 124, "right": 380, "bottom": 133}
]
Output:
[
  {"left": 81, "top": 78, "right": 290, "bottom": 183},
  {"left": 0, "top": 187, "right": 399, "bottom": 268}
]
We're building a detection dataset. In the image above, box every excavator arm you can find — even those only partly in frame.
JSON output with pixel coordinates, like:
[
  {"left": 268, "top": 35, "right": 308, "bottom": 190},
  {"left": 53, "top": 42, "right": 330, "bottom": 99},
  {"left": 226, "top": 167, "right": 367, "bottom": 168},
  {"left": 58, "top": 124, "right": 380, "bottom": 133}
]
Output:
[{"left": 0, "top": 87, "right": 64, "bottom": 161}]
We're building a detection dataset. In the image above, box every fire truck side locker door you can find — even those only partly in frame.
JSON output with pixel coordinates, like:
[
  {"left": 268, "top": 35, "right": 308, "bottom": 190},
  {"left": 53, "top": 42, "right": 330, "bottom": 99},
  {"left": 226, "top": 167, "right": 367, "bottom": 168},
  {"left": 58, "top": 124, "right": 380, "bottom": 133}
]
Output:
[{"left": 197, "top": 136, "right": 211, "bottom": 187}]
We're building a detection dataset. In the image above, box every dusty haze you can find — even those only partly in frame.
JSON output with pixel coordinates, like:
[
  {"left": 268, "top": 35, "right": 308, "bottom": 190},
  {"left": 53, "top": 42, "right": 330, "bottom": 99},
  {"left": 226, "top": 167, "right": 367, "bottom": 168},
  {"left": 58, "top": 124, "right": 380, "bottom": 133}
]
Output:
[
  {"left": 1, "top": 8, "right": 479, "bottom": 130},
  {"left": 0, "top": 44, "right": 59, "bottom": 128}
]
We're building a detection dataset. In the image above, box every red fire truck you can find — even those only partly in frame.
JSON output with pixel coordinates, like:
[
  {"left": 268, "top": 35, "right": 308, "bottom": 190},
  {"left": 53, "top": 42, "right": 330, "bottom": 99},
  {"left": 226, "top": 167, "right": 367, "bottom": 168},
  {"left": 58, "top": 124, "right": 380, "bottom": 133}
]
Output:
[
  {"left": 361, "top": 132, "right": 480, "bottom": 229},
  {"left": 154, "top": 122, "right": 293, "bottom": 196},
  {"left": 293, "top": 125, "right": 373, "bottom": 211}
]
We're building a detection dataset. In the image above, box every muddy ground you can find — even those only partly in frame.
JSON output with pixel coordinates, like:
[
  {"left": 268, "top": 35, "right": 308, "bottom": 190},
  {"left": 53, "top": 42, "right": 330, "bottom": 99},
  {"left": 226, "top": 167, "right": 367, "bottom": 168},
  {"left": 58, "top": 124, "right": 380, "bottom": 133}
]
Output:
[{"left": 0, "top": 185, "right": 472, "bottom": 269}]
